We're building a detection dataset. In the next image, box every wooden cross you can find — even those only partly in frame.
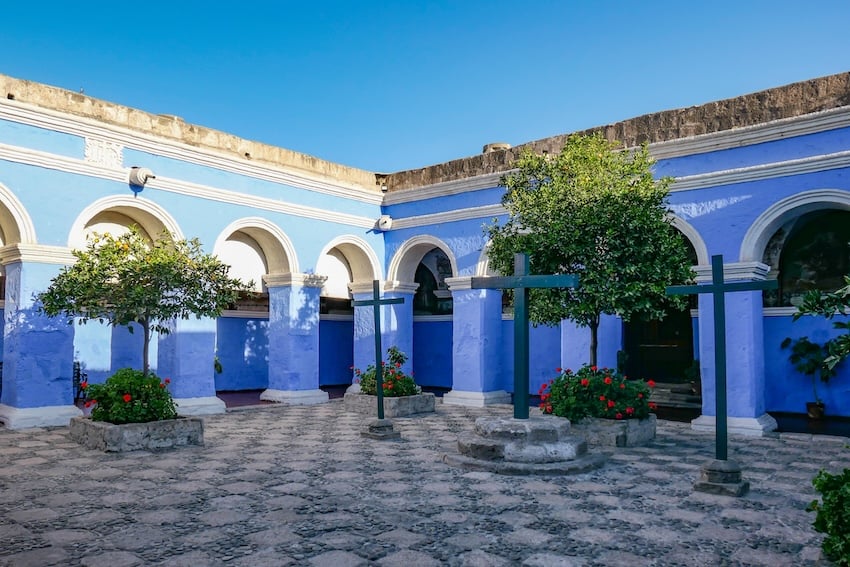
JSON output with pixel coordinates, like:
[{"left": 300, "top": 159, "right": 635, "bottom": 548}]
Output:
[
  {"left": 352, "top": 280, "right": 404, "bottom": 420},
  {"left": 666, "top": 254, "right": 777, "bottom": 461},
  {"left": 471, "top": 253, "right": 579, "bottom": 419}
]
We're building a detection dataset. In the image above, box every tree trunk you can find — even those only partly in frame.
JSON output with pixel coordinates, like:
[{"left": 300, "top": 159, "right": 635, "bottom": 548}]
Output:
[
  {"left": 589, "top": 315, "right": 600, "bottom": 367},
  {"left": 142, "top": 318, "right": 151, "bottom": 378}
]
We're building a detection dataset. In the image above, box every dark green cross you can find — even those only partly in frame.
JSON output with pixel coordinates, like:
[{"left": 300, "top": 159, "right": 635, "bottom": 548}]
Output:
[
  {"left": 471, "top": 253, "right": 579, "bottom": 419},
  {"left": 352, "top": 280, "right": 404, "bottom": 420},
  {"left": 666, "top": 254, "right": 777, "bottom": 461}
]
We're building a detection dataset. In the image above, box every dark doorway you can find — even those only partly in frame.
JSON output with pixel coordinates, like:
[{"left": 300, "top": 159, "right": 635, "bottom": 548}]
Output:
[{"left": 624, "top": 306, "right": 694, "bottom": 383}]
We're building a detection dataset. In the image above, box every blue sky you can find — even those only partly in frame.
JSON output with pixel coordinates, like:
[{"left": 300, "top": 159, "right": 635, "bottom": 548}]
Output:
[{"left": 1, "top": 1, "right": 849, "bottom": 173}]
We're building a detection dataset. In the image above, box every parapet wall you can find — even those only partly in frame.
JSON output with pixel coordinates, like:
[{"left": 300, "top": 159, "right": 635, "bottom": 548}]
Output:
[
  {"left": 0, "top": 74, "right": 379, "bottom": 190},
  {"left": 387, "top": 72, "right": 850, "bottom": 191}
]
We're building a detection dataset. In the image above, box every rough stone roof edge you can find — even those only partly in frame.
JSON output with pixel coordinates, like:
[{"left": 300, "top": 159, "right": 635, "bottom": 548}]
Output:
[
  {"left": 0, "top": 73, "right": 379, "bottom": 190},
  {"left": 386, "top": 71, "right": 850, "bottom": 192}
]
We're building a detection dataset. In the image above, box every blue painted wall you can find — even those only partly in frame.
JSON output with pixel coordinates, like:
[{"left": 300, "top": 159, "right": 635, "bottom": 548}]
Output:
[
  {"left": 500, "top": 321, "right": 561, "bottom": 395},
  {"left": 215, "top": 317, "right": 269, "bottom": 391},
  {"left": 413, "top": 319, "right": 453, "bottom": 389},
  {"left": 319, "top": 318, "right": 354, "bottom": 386}
]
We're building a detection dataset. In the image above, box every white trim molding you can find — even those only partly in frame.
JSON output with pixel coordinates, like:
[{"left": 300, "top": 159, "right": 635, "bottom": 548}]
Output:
[
  {"left": 391, "top": 204, "right": 505, "bottom": 230},
  {"left": 387, "top": 235, "right": 459, "bottom": 283},
  {"left": 0, "top": 403, "right": 83, "bottom": 429},
  {"left": 263, "top": 273, "right": 327, "bottom": 288},
  {"left": 691, "top": 413, "right": 778, "bottom": 436},
  {"left": 445, "top": 276, "right": 474, "bottom": 291},
  {"left": 260, "top": 389, "right": 329, "bottom": 405},
  {"left": 0, "top": 244, "right": 75, "bottom": 265},
  {"left": 383, "top": 281, "right": 420, "bottom": 295},
  {"left": 67, "top": 194, "right": 184, "bottom": 248},
  {"left": 694, "top": 261, "right": 770, "bottom": 283},
  {"left": 174, "top": 396, "right": 227, "bottom": 416},
  {"left": 215, "top": 217, "right": 300, "bottom": 275},
  {"left": 317, "top": 234, "right": 383, "bottom": 282},
  {"left": 443, "top": 390, "right": 512, "bottom": 407},
  {"left": 0, "top": 181, "right": 38, "bottom": 245},
  {"left": 221, "top": 310, "right": 269, "bottom": 319}
]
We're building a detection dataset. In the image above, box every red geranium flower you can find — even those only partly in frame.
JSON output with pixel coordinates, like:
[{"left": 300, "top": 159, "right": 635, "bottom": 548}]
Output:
[
  {"left": 603, "top": 376, "right": 612, "bottom": 385},
  {"left": 619, "top": 383, "right": 625, "bottom": 389},
  {"left": 626, "top": 407, "right": 634, "bottom": 415},
  {"left": 555, "top": 367, "right": 562, "bottom": 373},
  {"left": 615, "top": 412, "right": 623, "bottom": 420},
  {"left": 649, "top": 402, "right": 658, "bottom": 410},
  {"left": 599, "top": 395, "right": 606, "bottom": 401},
  {"left": 581, "top": 378, "right": 589, "bottom": 387},
  {"left": 647, "top": 380, "right": 656, "bottom": 388},
  {"left": 80, "top": 381, "right": 88, "bottom": 390},
  {"left": 590, "top": 365, "right": 597, "bottom": 372},
  {"left": 123, "top": 394, "right": 132, "bottom": 403},
  {"left": 607, "top": 400, "right": 615, "bottom": 408},
  {"left": 84, "top": 400, "right": 94, "bottom": 408},
  {"left": 164, "top": 378, "right": 171, "bottom": 385}
]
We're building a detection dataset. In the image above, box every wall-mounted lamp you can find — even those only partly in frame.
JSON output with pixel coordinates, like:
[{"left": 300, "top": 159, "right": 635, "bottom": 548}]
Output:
[
  {"left": 376, "top": 215, "right": 393, "bottom": 231},
  {"left": 128, "top": 166, "right": 156, "bottom": 187}
]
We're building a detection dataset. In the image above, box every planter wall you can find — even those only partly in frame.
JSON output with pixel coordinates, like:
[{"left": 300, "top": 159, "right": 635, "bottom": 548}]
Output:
[
  {"left": 569, "top": 415, "right": 656, "bottom": 448},
  {"left": 343, "top": 392, "right": 436, "bottom": 417},
  {"left": 69, "top": 416, "right": 204, "bottom": 452}
]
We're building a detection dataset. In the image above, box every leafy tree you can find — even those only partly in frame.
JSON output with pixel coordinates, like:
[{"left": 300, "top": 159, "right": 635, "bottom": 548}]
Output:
[
  {"left": 487, "top": 133, "right": 694, "bottom": 365},
  {"left": 791, "top": 275, "right": 850, "bottom": 374},
  {"left": 39, "top": 226, "right": 253, "bottom": 377}
]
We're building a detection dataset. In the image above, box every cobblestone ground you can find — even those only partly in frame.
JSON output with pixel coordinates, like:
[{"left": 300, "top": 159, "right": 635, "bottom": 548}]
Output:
[{"left": 0, "top": 400, "right": 847, "bottom": 566}]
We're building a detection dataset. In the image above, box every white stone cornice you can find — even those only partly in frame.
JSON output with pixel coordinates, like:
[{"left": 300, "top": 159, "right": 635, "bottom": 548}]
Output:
[
  {"left": 349, "top": 281, "right": 380, "bottom": 295},
  {"left": 650, "top": 105, "right": 850, "bottom": 160},
  {"left": 0, "top": 99, "right": 382, "bottom": 204},
  {"left": 384, "top": 172, "right": 506, "bottom": 204},
  {"left": 0, "top": 244, "right": 75, "bottom": 265},
  {"left": 694, "top": 261, "right": 770, "bottom": 283},
  {"left": 0, "top": 142, "right": 378, "bottom": 229},
  {"left": 221, "top": 310, "right": 270, "bottom": 319},
  {"left": 445, "top": 276, "right": 473, "bottom": 291},
  {"left": 263, "top": 273, "right": 327, "bottom": 288},
  {"left": 383, "top": 281, "right": 420, "bottom": 294},
  {"left": 391, "top": 204, "right": 506, "bottom": 230}
]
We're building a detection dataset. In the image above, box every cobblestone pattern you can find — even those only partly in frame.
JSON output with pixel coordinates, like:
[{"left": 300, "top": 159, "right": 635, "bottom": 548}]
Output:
[{"left": 1, "top": 400, "right": 847, "bottom": 566}]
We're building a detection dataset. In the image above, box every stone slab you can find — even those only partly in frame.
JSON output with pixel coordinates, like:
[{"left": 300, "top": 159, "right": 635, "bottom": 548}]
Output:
[
  {"left": 343, "top": 392, "right": 435, "bottom": 417},
  {"left": 69, "top": 416, "right": 204, "bottom": 452},
  {"left": 569, "top": 415, "right": 657, "bottom": 447}
]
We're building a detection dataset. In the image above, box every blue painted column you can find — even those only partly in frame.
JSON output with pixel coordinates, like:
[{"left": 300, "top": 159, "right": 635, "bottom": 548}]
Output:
[
  {"left": 158, "top": 316, "right": 224, "bottom": 415},
  {"left": 0, "top": 252, "right": 81, "bottom": 429},
  {"left": 559, "top": 315, "right": 623, "bottom": 371},
  {"left": 691, "top": 262, "right": 778, "bottom": 436},
  {"left": 261, "top": 273, "right": 329, "bottom": 405},
  {"left": 443, "top": 277, "right": 510, "bottom": 406},
  {"left": 349, "top": 281, "right": 417, "bottom": 389}
]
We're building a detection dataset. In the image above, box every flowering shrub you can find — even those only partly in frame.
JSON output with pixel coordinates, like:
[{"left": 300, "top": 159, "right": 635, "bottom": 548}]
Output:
[
  {"left": 353, "top": 346, "right": 421, "bottom": 397},
  {"left": 83, "top": 367, "right": 178, "bottom": 424},
  {"left": 539, "top": 364, "right": 655, "bottom": 422}
]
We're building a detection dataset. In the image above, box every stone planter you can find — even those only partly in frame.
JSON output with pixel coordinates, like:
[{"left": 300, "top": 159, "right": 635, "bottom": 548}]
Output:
[
  {"left": 343, "top": 392, "right": 436, "bottom": 417},
  {"left": 69, "top": 416, "right": 204, "bottom": 452},
  {"left": 568, "top": 415, "right": 656, "bottom": 448}
]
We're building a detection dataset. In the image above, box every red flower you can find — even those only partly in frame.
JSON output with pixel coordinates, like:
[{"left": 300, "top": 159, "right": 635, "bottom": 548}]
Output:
[
  {"left": 164, "top": 378, "right": 171, "bottom": 385},
  {"left": 619, "top": 383, "right": 625, "bottom": 389},
  {"left": 603, "top": 376, "right": 612, "bottom": 385},
  {"left": 649, "top": 402, "right": 658, "bottom": 410},
  {"left": 123, "top": 394, "right": 132, "bottom": 403},
  {"left": 626, "top": 407, "right": 634, "bottom": 415},
  {"left": 638, "top": 393, "right": 644, "bottom": 399},
  {"left": 396, "top": 362, "right": 402, "bottom": 368},
  {"left": 159, "top": 383, "right": 166, "bottom": 389},
  {"left": 607, "top": 400, "right": 615, "bottom": 408},
  {"left": 84, "top": 400, "right": 94, "bottom": 408},
  {"left": 599, "top": 395, "right": 606, "bottom": 401},
  {"left": 80, "top": 381, "right": 88, "bottom": 390},
  {"left": 647, "top": 380, "right": 656, "bottom": 388},
  {"left": 555, "top": 367, "right": 562, "bottom": 373},
  {"left": 590, "top": 366, "right": 597, "bottom": 372},
  {"left": 581, "top": 378, "right": 589, "bottom": 387},
  {"left": 615, "top": 412, "right": 623, "bottom": 420}
]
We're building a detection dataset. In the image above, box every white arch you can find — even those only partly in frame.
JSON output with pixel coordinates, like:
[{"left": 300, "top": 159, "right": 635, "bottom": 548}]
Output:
[
  {"left": 68, "top": 195, "right": 183, "bottom": 248},
  {"left": 739, "top": 189, "right": 850, "bottom": 262},
  {"left": 387, "top": 235, "right": 459, "bottom": 283},
  {"left": 0, "top": 181, "right": 37, "bottom": 245},
  {"left": 670, "top": 215, "right": 710, "bottom": 266},
  {"left": 476, "top": 241, "right": 496, "bottom": 277},
  {"left": 213, "top": 217, "right": 299, "bottom": 275},
  {"left": 317, "top": 235, "right": 382, "bottom": 283}
]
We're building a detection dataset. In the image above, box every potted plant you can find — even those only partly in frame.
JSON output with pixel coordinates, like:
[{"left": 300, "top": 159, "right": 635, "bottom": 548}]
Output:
[
  {"left": 344, "top": 347, "right": 435, "bottom": 417},
  {"left": 782, "top": 274, "right": 850, "bottom": 419},
  {"left": 538, "top": 364, "right": 657, "bottom": 447},
  {"left": 780, "top": 336, "right": 832, "bottom": 419}
]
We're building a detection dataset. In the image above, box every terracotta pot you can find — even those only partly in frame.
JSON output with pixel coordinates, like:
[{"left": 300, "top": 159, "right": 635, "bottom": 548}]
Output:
[{"left": 806, "top": 401, "right": 826, "bottom": 420}]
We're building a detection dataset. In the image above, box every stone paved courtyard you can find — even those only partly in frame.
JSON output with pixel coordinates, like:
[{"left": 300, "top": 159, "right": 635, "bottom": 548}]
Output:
[{"left": 0, "top": 400, "right": 847, "bottom": 566}]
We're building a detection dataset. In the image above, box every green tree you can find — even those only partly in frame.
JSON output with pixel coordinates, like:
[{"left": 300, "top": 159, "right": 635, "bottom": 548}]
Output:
[
  {"left": 792, "top": 275, "right": 850, "bottom": 374},
  {"left": 487, "top": 133, "right": 694, "bottom": 365},
  {"left": 38, "top": 226, "right": 253, "bottom": 377}
]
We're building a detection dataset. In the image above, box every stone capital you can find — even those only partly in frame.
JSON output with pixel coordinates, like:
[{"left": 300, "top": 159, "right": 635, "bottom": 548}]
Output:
[
  {"left": 694, "top": 261, "right": 770, "bottom": 284},
  {"left": 445, "top": 276, "right": 473, "bottom": 291},
  {"left": 383, "top": 280, "right": 419, "bottom": 295},
  {"left": 0, "top": 244, "right": 75, "bottom": 266},
  {"left": 263, "top": 272, "right": 327, "bottom": 288}
]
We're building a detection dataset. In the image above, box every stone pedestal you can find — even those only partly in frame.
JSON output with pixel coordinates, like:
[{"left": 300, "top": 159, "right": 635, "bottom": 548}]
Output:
[
  {"left": 693, "top": 459, "right": 750, "bottom": 497},
  {"left": 361, "top": 418, "right": 401, "bottom": 440},
  {"left": 443, "top": 416, "right": 606, "bottom": 475},
  {"left": 343, "top": 392, "right": 435, "bottom": 417}
]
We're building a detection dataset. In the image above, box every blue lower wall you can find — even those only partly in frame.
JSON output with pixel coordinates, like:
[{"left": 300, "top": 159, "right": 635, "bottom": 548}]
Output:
[
  {"left": 764, "top": 314, "right": 850, "bottom": 416},
  {"left": 501, "top": 320, "right": 561, "bottom": 395},
  {"left": 319, "top": 318, "right": 354, "bottom": 386},
  {"left": 215, "top": 317, "right": 269, "bottom": 391},
  {"left": 413, "top": 319, "right": 453, "bottom": 389}
]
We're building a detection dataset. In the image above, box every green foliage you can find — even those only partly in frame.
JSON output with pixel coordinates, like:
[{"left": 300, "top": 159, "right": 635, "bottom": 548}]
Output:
[
  {"left": 808, "top": 463, "right": 850, "bottom": 566},
  {"left": 539, "top": 364, "right": 654, "bottom": 422},
  {"left": 84, "top": 368, "right": 177, "bottom": 424},
  {"left": 780, "top": 336, "right": 835, "bottom": 402},
  {"left": 792, "top": 275, "right": 850, "bottom": 373},
  {"left": 353, "top": 346, "right": 422, "bottom": 397},
  {"left": 487, "top": 133, "right": 694, "bottom": 364},
  {"left": 38, "top": 226, "right": 253, "bottom": 376}
]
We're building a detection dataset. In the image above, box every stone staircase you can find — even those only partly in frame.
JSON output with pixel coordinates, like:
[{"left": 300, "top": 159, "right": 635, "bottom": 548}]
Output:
[{"left": 650, "top": 381, "right": 701, "bottom": 410}]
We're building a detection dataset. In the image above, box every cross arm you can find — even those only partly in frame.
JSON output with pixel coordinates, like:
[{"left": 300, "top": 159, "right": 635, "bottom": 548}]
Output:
[{"left": 470, "top": 274, "right": 579, "bottom": 290}]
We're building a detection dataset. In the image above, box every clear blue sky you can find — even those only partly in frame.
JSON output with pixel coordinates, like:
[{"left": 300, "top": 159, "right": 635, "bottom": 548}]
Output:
[{"left": 2, "top": 1, "right": 849, "bottom": 173}]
